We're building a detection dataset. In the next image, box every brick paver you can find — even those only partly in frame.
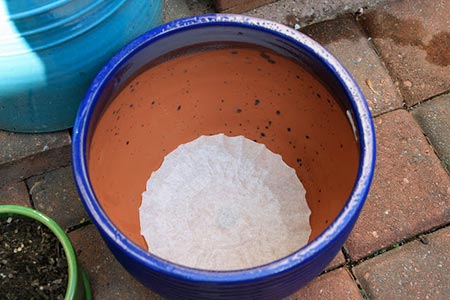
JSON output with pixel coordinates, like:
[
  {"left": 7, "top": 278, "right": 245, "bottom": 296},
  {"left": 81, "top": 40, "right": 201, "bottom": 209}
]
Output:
[
  {"left": 0, "top": 181, "right": 31, "bottom": 207},
  {"left": 26, "top": 166, "right": 88, "bottom": 230},
  {"left": 325, "top": 250, "right": 346, "bottom": 272},
  {"left": 412, "top": 94, "right": 450, "bottom": 172},
  {"left": 0, "top": 130, "right": 71, "bottom": 186},
  {"left": 301, "top": 15, "right": 403, "bottom": 116},
  {"left": 163, "top": 0, "right": 214, "bottom": 23},
  {"left": 69, "top": 225, "right": 163, "bottom": 300},
  {"left": 353, "top": 226, "right": 450, "bottom": 300},
  {"left": 2, "top": 1, "right": 450, "bottom": 299},
  {"left": 213, "top": 0, "right": 277, "bottom": 13},
  {"left": 345, "top": 109, "right": 450, "bottom": 260},
  {"left": 287, "top": 267, "right": 363, "bottom": 300},
  {"left": 359, "top": 0, "right": 450, "bottom": 106},
  {"left": 247, "top": 0, "right": 386, "bottom": 27}
]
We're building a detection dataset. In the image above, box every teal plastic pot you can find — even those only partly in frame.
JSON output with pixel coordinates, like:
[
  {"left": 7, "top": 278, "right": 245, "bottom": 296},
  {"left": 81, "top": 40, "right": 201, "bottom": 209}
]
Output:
[
  {"left": 0, "top": 0, "right": 163, "bottom": 133},
  {"left": 0, "top": 205, "right": 91, "bottom": 300}
]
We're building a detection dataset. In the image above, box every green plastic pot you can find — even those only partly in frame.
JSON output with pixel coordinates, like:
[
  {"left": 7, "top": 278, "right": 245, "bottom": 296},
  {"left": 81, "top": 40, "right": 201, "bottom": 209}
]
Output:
[{"left": 0, "top": 205, "right": 91, "bottom": 300}]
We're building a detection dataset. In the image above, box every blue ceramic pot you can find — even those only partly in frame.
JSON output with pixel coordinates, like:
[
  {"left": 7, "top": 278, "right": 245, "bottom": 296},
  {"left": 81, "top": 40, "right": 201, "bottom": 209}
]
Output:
[
  {"left": 72, "top": 14, "right": 376, "bottom": 300},
  {"left": 0, "top": 0, "right": 163, "bottom": 132}
]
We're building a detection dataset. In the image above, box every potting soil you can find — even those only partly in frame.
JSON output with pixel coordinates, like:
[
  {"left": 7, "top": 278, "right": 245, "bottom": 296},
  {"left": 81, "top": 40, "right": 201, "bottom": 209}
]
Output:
[{"left": 0, "top": 216, "right": 68, "bottom": 300}]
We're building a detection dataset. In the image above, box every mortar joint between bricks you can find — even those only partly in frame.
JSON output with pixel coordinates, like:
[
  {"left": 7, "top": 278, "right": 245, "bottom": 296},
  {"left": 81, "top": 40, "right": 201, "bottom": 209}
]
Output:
[
  {"left": 348, "top": 221, "right": 450, "bottom": 268},
  {"left": 372, "top": 107, "right": 405, "bottom": 119},
  {"left": 66, "top": 219, "right": 93, "bottom": 233},
  {"left": 345, "top": 264, "right": 370, "bottom": 300},
  {"left": 407, "top": 88, "right": 450, "bottom": 111},
  {"left": 23, "top": 180, "right": 37, "bottom": 209}
]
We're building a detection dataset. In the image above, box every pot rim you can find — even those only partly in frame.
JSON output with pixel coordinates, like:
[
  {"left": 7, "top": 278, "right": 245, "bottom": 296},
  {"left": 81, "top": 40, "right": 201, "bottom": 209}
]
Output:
[
  {"left": 72, "top": 13, "right": 376, "bottom": 284},
  {"left": 0, "top": 205, "right": 91, "bottom": 299}
]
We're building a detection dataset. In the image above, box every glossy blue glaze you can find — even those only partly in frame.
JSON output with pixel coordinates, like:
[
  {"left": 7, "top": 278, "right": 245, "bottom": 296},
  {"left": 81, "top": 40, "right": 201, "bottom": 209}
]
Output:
[
  {"left": 0, "top": 0, "right": 163, "bottom": 132},
  {"left": 72, "top": 14, "right": 376, "bottom": 300}
]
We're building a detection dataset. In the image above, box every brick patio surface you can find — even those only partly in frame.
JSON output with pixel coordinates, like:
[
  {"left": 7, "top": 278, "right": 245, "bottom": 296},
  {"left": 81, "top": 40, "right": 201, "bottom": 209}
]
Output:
[{"left": 1, "top": 0, "right": 449, "bottom": 299}]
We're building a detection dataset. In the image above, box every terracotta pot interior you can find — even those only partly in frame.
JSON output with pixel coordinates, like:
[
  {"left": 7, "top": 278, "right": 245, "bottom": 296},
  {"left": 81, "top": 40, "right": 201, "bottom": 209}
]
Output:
[{"left": 87, "top": 43, "right": 360, "bottom": 254}]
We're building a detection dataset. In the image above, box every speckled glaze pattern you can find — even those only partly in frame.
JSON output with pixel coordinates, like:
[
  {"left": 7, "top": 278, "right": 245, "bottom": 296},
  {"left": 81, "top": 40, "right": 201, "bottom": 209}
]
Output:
[
  {"left": 0, "top": 0, "right": 163, "bottom": 132},
  {"left": 72, "top": 14, "right": 376, "bottom": 300}
]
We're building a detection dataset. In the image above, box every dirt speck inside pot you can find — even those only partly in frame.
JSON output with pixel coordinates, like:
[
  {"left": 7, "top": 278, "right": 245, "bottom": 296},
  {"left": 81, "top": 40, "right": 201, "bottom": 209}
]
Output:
[
  {"left": 0, "top": 216, "right": 68, "bottom": 300},
  {"left": 88, "top": 44, "right": 360, "bottom": 253}
]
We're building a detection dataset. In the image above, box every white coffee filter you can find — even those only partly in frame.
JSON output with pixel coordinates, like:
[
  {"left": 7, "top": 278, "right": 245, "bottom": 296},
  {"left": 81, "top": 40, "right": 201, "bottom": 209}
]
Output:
[{"left": 140, "top": 134, "right": 311, "bottom": 270}]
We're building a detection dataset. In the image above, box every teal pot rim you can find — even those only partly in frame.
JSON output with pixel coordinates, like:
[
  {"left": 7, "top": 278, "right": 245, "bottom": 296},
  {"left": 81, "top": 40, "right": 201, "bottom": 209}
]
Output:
[{"left": 0, "top": 205, "right": 91, "bottom": 300}]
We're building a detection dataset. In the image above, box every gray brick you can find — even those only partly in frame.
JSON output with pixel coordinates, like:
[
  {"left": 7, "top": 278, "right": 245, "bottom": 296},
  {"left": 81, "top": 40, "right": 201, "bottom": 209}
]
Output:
[
  {"left": 412, "top": 94, "right": 450, "bottom": 172},
  {"left": 27, "top": 166, "right": 88, "bottom": 230},
  {"left": 0, "top": 130, "right": 71, "bottom": 186}
]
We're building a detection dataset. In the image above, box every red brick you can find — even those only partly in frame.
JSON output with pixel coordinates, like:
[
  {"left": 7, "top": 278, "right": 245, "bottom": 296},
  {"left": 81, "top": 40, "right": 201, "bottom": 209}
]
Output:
[
  {"left": 301, "top": 16, "right": 403, "bottom": 116},
  {"left": 69, "top": 225, "right": 162, "bottom": 300},
  {"left": 0, "top": 181, "right": 31, "bottom": 207},
  {"left": 286, "top": 268, "right": 363, "bottom": 300},
  {"left": 26, "top": 166, "right": 88, "bottom": 230},
  {"left": 353, "top": 226, "right": 450, "bottom": 300},
  {"left": 412, "top": 94, "right": 450, "bottom": 172},
  {"left": 345, "top": 109, "right": 450, "bottom": 260},
  {"left": 0, "top": 130, "right": 71, "bottom": 186},
  {"left": 359, "top": 0, "right": 450, "bottom": 106}
]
